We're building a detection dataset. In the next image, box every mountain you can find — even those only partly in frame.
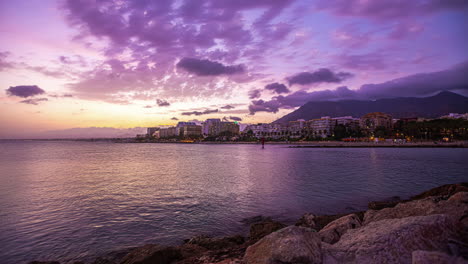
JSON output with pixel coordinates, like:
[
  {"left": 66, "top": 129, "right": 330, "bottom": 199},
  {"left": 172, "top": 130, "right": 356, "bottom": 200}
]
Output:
[{"left": 273, "top": 91, "right": 468, "bottom": 124}]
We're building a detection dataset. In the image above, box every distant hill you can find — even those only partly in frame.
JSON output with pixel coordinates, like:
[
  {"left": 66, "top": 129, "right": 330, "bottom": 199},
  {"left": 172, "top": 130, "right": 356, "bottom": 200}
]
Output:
[{"left": 273, "top": 91, "right": 468, "bottom": 124}]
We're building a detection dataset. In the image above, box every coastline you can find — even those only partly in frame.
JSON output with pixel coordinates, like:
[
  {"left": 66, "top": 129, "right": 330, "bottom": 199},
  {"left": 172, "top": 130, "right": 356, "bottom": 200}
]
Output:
[{"left": 29, "top": 182, "right": 468, "bottom": 264}]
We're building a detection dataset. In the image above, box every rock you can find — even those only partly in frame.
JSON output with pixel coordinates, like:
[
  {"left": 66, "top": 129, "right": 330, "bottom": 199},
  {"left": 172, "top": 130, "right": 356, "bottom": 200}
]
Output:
[
  {"left": 120, "top": 244, "right": 181, "bottom": 264},
  {"left": 449, "top": 191, "right": 468, "bottom": 203},
  {"left": 240, "top": 215, "right": 272, "bottom": 225},
  {"left": 296, "top": 212, "right": 364, "bottom": 232},
  {"left": 368, "top": 196, "right": 401, "bottom": 210},
  {"left": 364, "top": 192, "right": 468, "bottom": 225},
  {"left": 244, "top": 226, "right": 322, "bottom": 264},
  {"left": 323, "top": 214, "right": 457, "bottom": 264},
  {"left": 412, "top": 250, "right": 468, "bottom": 264},
  {"left": 185, "top": 234, "right": 245, "bottom": 250},
  {"left": 249, "top": 220, "right": 286, "bottom": 241},
  {"left": 318, "top": 213, "right": 362, "bottom": 244},
  {"left": 91, "top": 257, "right": 116, "bottom": 264},
  {"left": 410, "top": 183, "right": 468, "bottom": 201}
]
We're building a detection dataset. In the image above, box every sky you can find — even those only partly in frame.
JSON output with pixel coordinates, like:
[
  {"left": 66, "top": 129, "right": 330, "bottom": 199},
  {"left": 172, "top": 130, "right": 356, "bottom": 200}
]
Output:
[{"left": 1, "top": 0, "right": 467, "bottom": 138}]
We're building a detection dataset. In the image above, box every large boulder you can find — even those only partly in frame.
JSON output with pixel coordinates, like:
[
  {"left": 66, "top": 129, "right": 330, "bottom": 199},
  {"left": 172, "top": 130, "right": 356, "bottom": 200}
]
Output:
[
  {"left": 364, "top": 192, "right": 468, "bottom": 225},
  {"left": 318, "top": 213, "right": 362, "bottom": 244},
  {"left": 411, "top": 250, "right": 468, "bottom": 264},
  {"left": 244, "top": 226, "right": 322, "bottom": 264},
  {"left": 249, "top": 220, "right": 286, "bottom": 241},
  {"left": 410, "top": 183, "right": 468, "bottom": 201},
  {"left": 120, "top": 244, "right": 181, "bottom": 264},
  {"left": 323, "top": 214, "right": 457, "bottom": 264}
]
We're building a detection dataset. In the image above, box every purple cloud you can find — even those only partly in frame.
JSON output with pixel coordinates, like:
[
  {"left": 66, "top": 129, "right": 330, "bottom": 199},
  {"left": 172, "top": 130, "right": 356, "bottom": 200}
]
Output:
[
  {"left": 227, "top": 116, "right": 242, "bottom": 121},
  {"left": 248, "top": 89, "right": 262, "bottom": 99},
  {"left": 177, "top": 58, "right": 245, "bottom": 76},
  {"left": 156, "top": 99, "right": 170, "bottom": 107},
  {"left": 249, "top": 99, "right": 281, "bottom": 114},
  {"left": 181, "top": 109, "right": 219, "bottom": 116},
  {"left": 220, "top": 105, "right": 235, "bottom": 109},
  {"left": 6, "top": 85, "right": 45, "bottom": 98},
  {"left": 249, "top": 61, "right": 468, "bottom": 114},
  {"left": 315, "top": 0, "right": 468, "bottom": 21},
  {"left": 287, "top": 69, "right": 353, "bottom": 86},
  {"left": 338, "top": 52, "right": 388, "bottom": 71},
  {"left": 19, "top": 98, "right": 48, "bottom": 105},
  {"left": 171, "top": 117, "right": 179, "bottom": 121},
  {"left": 265, "top": 82, "right": 290, "bottom": 94},
  {"left": 0, "top": 51, "right": 14, "bottom": 71}
]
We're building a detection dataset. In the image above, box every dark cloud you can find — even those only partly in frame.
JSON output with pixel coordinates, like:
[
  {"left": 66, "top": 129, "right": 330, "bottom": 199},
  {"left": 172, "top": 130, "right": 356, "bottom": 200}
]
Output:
[
  {"left": 265, "top": 82, "right": 290, "bottom": 94},
  {"left": 177, "top": 58, "right": 245, "bottom": 76},
  {"left": 181, "top": 109, "right": 219, "bottom": 116},
  {"left": 315, "top": 0, "right": 468, "bottom": 21},
  {"left": 248, "top": 89, "right": 262, "bottom": 99},
  {"left": 228, "top": 116, "right": 242, "bottom": 121},
  {"left": 171, "top": 117, "right": 179, "bottom": 121},
  {"left": 19, "top": 98, "right": 48, "bottom": 105},
  {"left": 359, "top": 60, "right": 468, "bottom": 99},
  {"left": 220, "top": 105, "right": 235, "bottom": 109},
  {"left": 287, "top": 69, "right": 353, "bottom": 86},
  {"left": 6, "top": 85, "right": 45, "bottom": 98},
  {"left": 156, "top": 99, "right": 170, "bottom": 107},
  {"left": 249, "top": 61, "right": 468, "bottom": 114},
  {"left": 249, "top": 99, "right": 281, "bottom": 114}
]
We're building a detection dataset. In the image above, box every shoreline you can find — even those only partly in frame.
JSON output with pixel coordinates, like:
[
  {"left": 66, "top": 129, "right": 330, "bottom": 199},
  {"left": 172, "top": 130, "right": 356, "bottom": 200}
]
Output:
[{"left": 29, "top": 182, "right": 468, "bottom": 264}]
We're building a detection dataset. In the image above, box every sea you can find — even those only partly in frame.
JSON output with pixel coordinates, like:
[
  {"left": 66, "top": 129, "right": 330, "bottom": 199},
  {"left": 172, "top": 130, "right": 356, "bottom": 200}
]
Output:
[{"left": 0, "top": 141, "right": 467, "bottom": 263}]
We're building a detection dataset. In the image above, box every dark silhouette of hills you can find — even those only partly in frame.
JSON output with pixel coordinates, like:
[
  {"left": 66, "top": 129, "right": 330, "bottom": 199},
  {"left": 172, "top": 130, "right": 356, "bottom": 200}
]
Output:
[{"left": 273, "top": 91, "right": 468, "bottom": 124}]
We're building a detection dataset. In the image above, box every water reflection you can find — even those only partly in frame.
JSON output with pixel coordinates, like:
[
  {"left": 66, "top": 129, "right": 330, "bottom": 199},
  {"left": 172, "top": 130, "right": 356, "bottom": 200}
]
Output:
[{"left": 0, "top": 141, "right": 467, "bottom": 263}]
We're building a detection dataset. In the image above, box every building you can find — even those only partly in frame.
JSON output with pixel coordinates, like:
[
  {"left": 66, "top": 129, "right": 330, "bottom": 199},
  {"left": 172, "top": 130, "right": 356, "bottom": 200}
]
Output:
[
  {"left": 288, "top": 119, "right": 306, "bottom": 138},
  {"left": 360, "top": 112, "right": 393, "bottom": 136},
  {"left": 203, "top": 119, "right": 221, "bottom": 135},
  {"left": 209, "top": 121, "right": 240, "bottom": 136},
  {"left": 176, "top": 122, "right": 197, "bottom": 136},
  {"left": 179, "top": 125, "right": 202, "bottom": 138},
  {"left": 147, "top": 127, "right": 159, "bottom": 137},
  {"left": 307, "top": 116, "right": 336, "bottom": 138},
  {"left": 159, "top": 127, "right": 177, "bottom": 138}
]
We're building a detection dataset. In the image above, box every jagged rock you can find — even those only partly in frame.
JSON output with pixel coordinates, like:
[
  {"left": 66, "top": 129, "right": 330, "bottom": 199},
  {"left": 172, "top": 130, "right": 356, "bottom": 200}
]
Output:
[
  {"left": 295, "top": 213, "right": 317, "bottom": 229},
  {"left": 185, "top": 235, "right": 245, "bottom": 250},
  {"left": 411, "top": 250, "right": 468, "bottom": 264},
  {"left": 120, "top": 244, "right": 181, "bottom": 264},
  {"left": 296, "top": 212, "right": 364, "bottom": 231},
  {"left": 244, "top": 226, "right": 322, "bottom": 264},
  {"left": 364, "top": 192, "right": 468, "bottom": 225},
  {"left": 318, "top": 213, "right": 362, "bottom": 244},
  {"left": 323, "top": 214, "right": 457, "bottom": 264},
  {"left": 368, "top": 196, "right": 401, "bottom": 210},
  {"left": 249, "top": 220, "right": 286, "bottom": 241},
  {"left": 410, "top": 183, "right": 468, "bottom": 201}
]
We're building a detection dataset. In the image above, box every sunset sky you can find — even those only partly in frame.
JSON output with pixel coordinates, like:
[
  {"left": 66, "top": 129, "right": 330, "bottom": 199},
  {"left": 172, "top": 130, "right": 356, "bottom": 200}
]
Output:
[{"left": 1, "top": 0, "right": 467, "bottom": 138}]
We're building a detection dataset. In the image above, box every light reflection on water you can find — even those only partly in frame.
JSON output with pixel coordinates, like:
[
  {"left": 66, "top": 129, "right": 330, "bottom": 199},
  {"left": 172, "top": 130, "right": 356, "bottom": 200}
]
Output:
[{"left": 0, "top": 141, "right": 467, "bottom": 263}]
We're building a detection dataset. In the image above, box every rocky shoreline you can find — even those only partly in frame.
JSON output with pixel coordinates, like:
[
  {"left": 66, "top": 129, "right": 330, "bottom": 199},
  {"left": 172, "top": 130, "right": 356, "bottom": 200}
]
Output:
[{"left": 30, "top": 183, "right": 468, "bottom": 264}]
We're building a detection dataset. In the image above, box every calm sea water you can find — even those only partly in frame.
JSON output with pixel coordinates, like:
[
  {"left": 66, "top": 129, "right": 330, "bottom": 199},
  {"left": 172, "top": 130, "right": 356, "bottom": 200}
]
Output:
[{"left": 0, "top": 141, "right": 467, "bottom": 263}]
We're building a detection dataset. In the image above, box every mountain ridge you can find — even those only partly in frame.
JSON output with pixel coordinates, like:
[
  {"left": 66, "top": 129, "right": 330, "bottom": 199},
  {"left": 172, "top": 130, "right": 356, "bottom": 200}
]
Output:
[{"left": 273, "top": 91, "right": 468, "bottom": 124}]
